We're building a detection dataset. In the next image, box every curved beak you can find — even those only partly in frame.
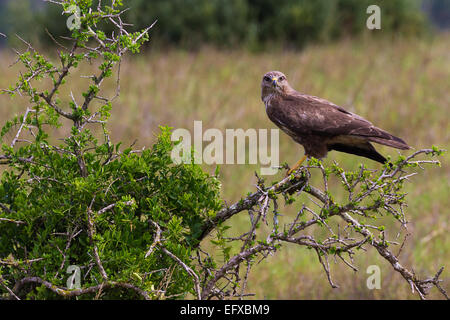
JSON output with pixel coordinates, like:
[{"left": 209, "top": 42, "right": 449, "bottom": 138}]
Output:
[{"left": 271, "top": 77, "right": 277, "bottom": 87}]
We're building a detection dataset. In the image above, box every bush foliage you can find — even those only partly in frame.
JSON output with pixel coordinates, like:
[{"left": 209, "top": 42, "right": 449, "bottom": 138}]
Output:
[
  {"left": 0, "top": 126, "right": 223, "bottom": 298},
  {"left": 0, "top": 0, "right": 224, "bottom": 299}
]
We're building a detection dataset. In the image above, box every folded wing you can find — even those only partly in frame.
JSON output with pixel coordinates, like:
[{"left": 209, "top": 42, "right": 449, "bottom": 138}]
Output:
[{"left": 278, "top": 93, "right": 410, "bottom": 151}]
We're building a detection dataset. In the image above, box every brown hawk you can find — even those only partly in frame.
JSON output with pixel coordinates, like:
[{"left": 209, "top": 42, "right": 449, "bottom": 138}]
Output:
[{"left": 261, "top": 71, "right": 410, "bottom": 174}]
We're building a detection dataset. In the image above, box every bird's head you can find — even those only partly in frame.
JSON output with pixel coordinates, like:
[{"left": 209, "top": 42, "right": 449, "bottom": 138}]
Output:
[{"left": 261, "top": 71, "right": 292, "bottom": 101}]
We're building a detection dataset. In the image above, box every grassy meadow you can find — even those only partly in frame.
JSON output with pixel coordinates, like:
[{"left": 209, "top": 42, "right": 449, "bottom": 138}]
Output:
[{"left": 0, "top": 33, "right": 449, "bottom": 299}]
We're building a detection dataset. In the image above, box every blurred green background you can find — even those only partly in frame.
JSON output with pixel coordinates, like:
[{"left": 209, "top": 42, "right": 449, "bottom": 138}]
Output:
[
  {"left": 1, "top": 0, "right": 449, "bottom": 49},
  {"left": 0, "top": 0, "right": 449, "bottom": 299}
]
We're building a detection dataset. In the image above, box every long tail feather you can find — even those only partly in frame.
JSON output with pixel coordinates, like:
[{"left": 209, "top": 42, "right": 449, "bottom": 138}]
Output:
[
  {"left": 368, "top": 135, "right": 410, "bottom": 150},
  {"left": 328, "top": 142, "right": 387, "bottom": 164}
]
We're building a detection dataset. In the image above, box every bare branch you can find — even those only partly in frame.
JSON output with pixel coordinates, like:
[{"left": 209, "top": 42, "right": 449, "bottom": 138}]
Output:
[
  {"left": 12, "top": 276, "right": 151, "bottom": 300},
  {"left": 145, "top": 220, "right": 161, "bottom": 258},
  {"left": 86, "top": 197, "right": 108, "bottom": 281},
  {"left": 161, "top": 247, "right": 202, "bottom": 300}
]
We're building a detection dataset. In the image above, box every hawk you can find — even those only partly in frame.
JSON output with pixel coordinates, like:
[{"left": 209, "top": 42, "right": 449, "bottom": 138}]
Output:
[{"left": 261, "top": 71, "right": 410, "bottom": 174}]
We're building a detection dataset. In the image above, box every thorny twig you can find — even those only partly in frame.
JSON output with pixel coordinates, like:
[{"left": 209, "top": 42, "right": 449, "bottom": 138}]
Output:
[{"left": 195, "top": 149, "right": 447, "bottom": 300}]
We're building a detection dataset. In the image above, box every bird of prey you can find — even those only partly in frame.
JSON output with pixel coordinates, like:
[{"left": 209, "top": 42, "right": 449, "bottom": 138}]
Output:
[{"left": 261, "top": 71, "right": 410, "bottom": 175}]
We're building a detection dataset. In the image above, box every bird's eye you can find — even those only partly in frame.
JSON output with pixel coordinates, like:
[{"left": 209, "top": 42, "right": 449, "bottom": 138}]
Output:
[
  {"left": 279, "top": 76, "right": 285, "bottom": 81},
  {"left": 264, "top": 76, "right": 271, "bottom": 82}
]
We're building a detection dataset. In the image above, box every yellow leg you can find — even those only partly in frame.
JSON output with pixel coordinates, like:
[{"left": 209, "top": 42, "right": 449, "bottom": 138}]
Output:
[{"left": 287, "top": 155, "right": 307, "bottom": 176}]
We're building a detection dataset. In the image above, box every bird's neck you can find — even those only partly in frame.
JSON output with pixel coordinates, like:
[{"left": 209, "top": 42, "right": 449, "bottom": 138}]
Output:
[
  {"left": 262, "top": 93, "right": 275, "bottom": 106},
  {"left": 261, "top": 85, "right": 295, "bottom": 103}
]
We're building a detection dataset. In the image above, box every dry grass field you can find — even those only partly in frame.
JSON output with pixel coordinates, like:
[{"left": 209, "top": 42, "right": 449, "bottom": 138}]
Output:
[{"left": 0, "top": 33, "right": 449, "bottom": 299}]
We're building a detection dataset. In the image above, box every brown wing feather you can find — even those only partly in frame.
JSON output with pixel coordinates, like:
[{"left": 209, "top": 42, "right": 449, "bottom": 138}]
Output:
[{"left": 268, "top": 92, "right": 410, "bottom": 150}]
